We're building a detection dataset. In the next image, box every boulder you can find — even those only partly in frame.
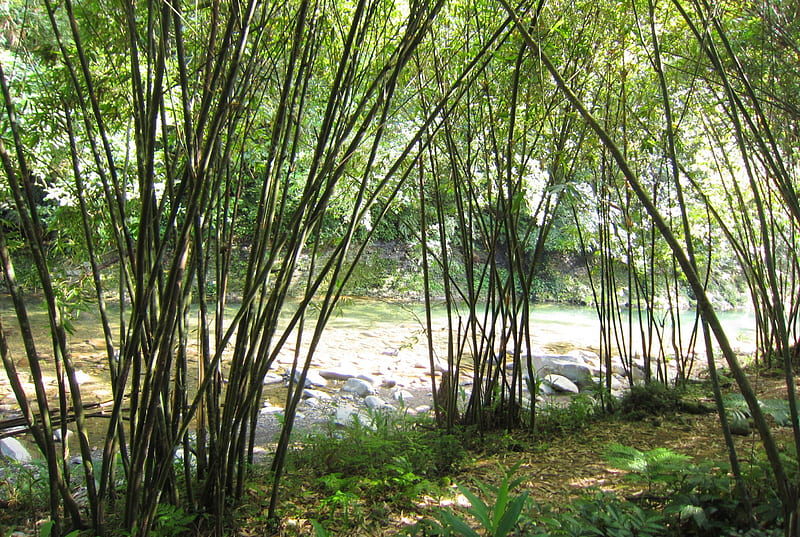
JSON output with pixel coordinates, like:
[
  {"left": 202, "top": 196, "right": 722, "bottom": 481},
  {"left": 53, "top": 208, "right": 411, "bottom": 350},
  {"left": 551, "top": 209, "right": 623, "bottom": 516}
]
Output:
[
  {"left": 72, "top": 370, "right": 92, "bottom": 385},
  {"left": 319, "top": 367, "right": 359, "bottom": 381},
  {"left": 334, "top": 406, "right": 359, "bottom": 426},
  {"left": 357, "top": 373, "right": 381, "bottom": 385},
  {"left": 334, "top": 405, "right": 373, "bottom": 428},
  {"left": 263, "top": 372, "right": 283, "bottom": 385},
  {"left": 341, "top": 377, "right": 376, "bottom": 397},
  {"left": 0, "top": 437, "right": 32, "bottom": 463},
  {"left": 543, "top": 374, "right": 580, "bottom": 394},
  {"left": 293, "top": 370, "right": 328, "bottom": 388},
  {"left": 364, "top": 395, "right": 393, "bottom": 411},
  {"left": 303, "top": 388, "right": 332, "bottom": 400},
  {"left": 566, "top": 349, "right": 601, "bottom": 371},
  {"left": 534, "top": 355, "right": 595, "bottom": 387}
]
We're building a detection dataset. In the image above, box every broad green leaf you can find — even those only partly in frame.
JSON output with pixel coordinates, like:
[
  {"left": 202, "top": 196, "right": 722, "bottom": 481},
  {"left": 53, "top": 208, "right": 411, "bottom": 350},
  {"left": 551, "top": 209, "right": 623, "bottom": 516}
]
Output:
[{"left": 495, "top": 491, "right": 529, "bottom": 537}]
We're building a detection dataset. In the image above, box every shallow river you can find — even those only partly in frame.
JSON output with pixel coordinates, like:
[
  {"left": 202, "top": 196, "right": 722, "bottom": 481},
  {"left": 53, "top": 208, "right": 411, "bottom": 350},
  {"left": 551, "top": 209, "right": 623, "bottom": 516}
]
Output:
[{"left": 0, "top": 297, "right": 756, "bottom": 453}]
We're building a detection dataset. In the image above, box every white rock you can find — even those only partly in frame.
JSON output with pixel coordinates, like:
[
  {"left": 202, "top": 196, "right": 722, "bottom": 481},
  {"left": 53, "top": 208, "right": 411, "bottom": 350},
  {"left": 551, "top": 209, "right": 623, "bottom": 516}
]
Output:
[
  {"left": 319, "top": 367, "right": 358, "bottom": 381},
  {"left": 293, "top": 370, "right": 328, "bottom": 388},
  {"left": 334, "top": 406, "right": 360, "bottom": 427},
  {"left": 357, "top": 373, "right": 381, "bottom": 384},
  {"left": 534, "top": 355, "right": 595, "bottom": 387},
  {"left": 566, "top": 349, "right": 601, "bottom": 370},
  {"left": 341, "top": 377, "right": 376, "bottom": 397},
  {"left": 263, "top": 373, "right": 283, "bottom": 385},
  {"left": 544, "top": 374, "right": 580, "bottom": 394},
  {"left": 260, "top": 404, "right": 283, "bottom": 415},
  {"left": 72, "top": 370, "right": 92, "bottom": 385},
  {"left": 303, "top": 388, "right": 331, "bottom": 400},
  {"left": 0, "top": 437, "right": 32, "bottom": 462},
  {"left": 392, "top": 389, "right": 414, "bottom": 403},
  {"left": 537, "top": 382, "right": 555, "bottom": 395},
  {"left": 364, "top": 395, "right": 393, "bottom": 411},
  {"left": 381, "top": 377, "right": 397, "bottom": 388}
]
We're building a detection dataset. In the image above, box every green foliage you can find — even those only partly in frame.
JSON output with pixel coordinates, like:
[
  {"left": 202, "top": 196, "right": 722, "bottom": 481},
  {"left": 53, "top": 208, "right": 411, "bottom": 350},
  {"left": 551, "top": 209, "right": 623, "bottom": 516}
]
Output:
[
  {"left": 291, "top": 411, "right": 464, "bottom": 521},
  {"left": 604, "top": 443, "right": 691, "bottom": 492},
  {"left": 0, "top": 458, "right": 49, "bottom": 510},
  {"left": 661, "top": 461, "right": 748, "bottom": 536},
  {"left": 723, "top": 394, "right": 793, "bottom": 427},
  {"left": 535, "top": 392, "right": 600, "bottom": 435},
  {"left": 301, "top": 411, "right": 464, "bottom": 479},
  {"left": 406, "top": 463, "right": 530, "bottom": 537},
  {"left": 528, "top": 492, "right": 668, "bottom": 537},
  {"left": 604, "top": 444, "right": 786, "bottom": 534},
  {"left": 150, "top": 504, "right": 198, "bottom": 537},
  {"left": 617, "top": 383, "right": 683, "bottom": 420},
  {"left": 39, "top": 520, "right": 81, "bottom": 537}
]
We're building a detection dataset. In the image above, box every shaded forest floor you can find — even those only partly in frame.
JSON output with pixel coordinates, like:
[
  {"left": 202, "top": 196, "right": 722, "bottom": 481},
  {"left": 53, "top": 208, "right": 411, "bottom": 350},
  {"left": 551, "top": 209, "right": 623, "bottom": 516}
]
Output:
[{"left": 239, "top": 367, "right": 794, "bottom": 536}]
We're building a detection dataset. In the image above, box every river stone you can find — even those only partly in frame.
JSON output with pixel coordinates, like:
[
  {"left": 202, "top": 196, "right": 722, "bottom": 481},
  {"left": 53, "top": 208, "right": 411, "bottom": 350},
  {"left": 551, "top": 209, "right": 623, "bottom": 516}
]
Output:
[
  {"left": 303, "top": 388, "right": 331, "bottom": 400},
  {"left": 534, "top": 355, "right": 594, "bottom": 387},
  {"left": 341, "top": 377, "right": 376, "bottom": 397},
  {"left": 381, "top": 377, "right": 398, "bottom": 388},
  {"left": 392, "top": 389, "right": 414, "bottom": 403},
  {"left": 566, "top": 349, "right": 601, "bottom": 371},
  {"left": 414, "top": 359, "right": 449, "bottom": 373},
  {"left": 544, "top": 374, "right": 580, "bottom": 394},
  {"left": 334, "top": 405, "right": 360, "bottom": 427},
  {"left": 293, "top": 370, "right": 328, "bottom": 388},
  {"left": 357, "top": 373, "right": 381, "bottom": 385},
  {"left": 0, "top": 437, "right": 32, "bottom": 462},
  {"left": 260, "top": 404, "right": 283, "bottom": 415},
  {"left": 364, "top": 395, "right": 392, "bottom": 411},
  {"left": 72, "top": 370, "right": 92, "bottom": 385},
  {"left": 263, "top": 372, "right": 283, "bottom": 385},
  {"left": 319, "top": 367, "right": 358, "bottom": 381},
  {"left": 303, "top": 398, "right": 320, "bottom": 408}
]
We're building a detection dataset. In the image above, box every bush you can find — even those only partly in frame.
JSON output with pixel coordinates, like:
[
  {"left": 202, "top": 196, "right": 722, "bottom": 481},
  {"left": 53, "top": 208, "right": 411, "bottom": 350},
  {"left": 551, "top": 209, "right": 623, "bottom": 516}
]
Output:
[{"left": 618, "top": 383, "right": 683, "bottom": 420}]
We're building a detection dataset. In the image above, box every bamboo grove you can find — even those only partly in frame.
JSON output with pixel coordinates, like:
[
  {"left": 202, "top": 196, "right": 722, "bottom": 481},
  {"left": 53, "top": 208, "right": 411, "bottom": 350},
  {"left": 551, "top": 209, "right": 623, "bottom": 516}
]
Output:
[{"left": 0, "top": 0, "right": 797, "bottom": 535}]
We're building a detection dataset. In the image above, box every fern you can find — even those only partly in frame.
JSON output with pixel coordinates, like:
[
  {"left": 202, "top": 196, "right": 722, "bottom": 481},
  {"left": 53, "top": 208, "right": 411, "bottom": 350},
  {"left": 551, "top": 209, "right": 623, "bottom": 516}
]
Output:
[
  {"left": 760, "top": 399, "right": 793, "bottom": 427},
  {"left": 723, "top": 394, "right": 793, "bottom": 427},
  {"left": 604, "top": 444, "right": 691, "bottom": 491}
]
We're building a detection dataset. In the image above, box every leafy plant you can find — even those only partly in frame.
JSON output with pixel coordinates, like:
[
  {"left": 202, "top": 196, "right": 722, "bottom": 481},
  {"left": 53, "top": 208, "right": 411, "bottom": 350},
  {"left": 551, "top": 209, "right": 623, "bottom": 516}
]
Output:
[
  {"left": 151, "top": 504, "right": 197, "bottom": 537},
  {"left": 319, "top": 489, "right": 361, "bottom": 526},
  {"left": 39, "top": 520, "right": 81, "bottom": 537},
  {"left": 723, "top": 394, "right": 792, "bottom": 427},
  {"left": 535, "top": 392, "right": 600, "bottom": 435},
  {"left": 604, "top": 443, "right": 691, "bottom": 492},
  {"left": 406, "top": 462, "right": 529, "bottom": 537},
  {"left": 527, "top": 492, "right": 668, "bottom": 536},
  {"left": 0, "top": 458, "right": 49, "bottom": 509},
  {"left": 617, "top": 383, "right": 683, "bottom": 420}
]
